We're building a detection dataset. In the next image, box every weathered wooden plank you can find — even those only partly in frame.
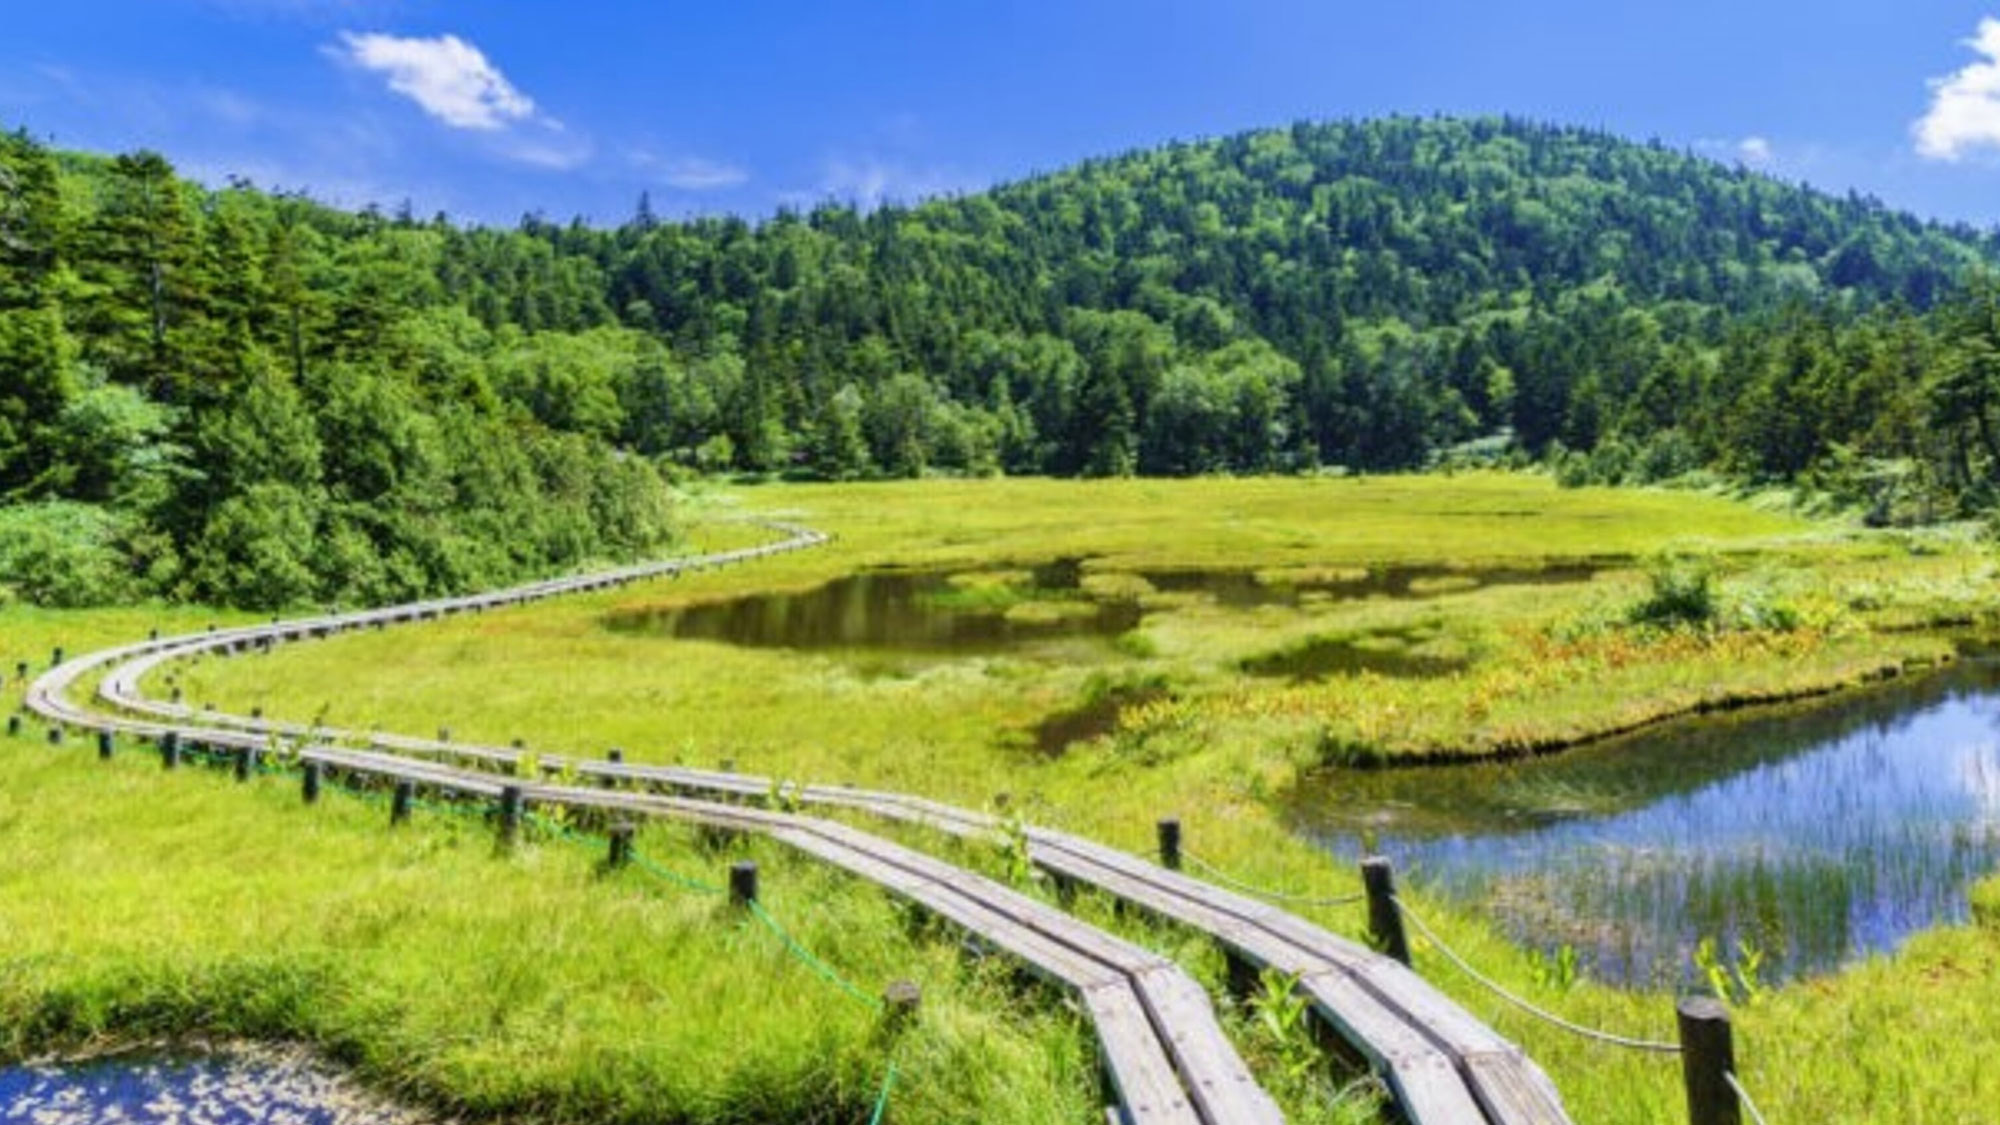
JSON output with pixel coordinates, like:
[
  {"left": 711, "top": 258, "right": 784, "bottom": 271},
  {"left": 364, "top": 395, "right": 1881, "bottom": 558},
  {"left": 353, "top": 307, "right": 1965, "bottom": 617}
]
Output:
[
  {"left": 1296, "top": 968, "right": 1487, "bottom": 1124},
  {"left": 1083, "top": 981, "right": 1203, "bottom": 1125},
  {"left": 1130, "top": 965, "right": 1284, "bottom": 1125}
]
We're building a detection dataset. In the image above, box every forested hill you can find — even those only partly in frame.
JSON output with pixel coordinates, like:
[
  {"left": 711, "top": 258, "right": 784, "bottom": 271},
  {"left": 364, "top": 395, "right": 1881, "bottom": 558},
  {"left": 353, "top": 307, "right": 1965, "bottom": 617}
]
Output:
[{"left": 4, "top": 116, "right": 1999, "bottom": 609}]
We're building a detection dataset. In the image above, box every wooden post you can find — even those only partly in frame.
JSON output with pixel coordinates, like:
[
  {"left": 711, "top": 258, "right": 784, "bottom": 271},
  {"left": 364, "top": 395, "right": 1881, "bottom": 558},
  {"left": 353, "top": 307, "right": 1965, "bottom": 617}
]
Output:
[
  {"left": 170, "top": 687, "right": 183, "bottom": 704},
  {"left": 234, "top": 746, "right": 255, "bottom": 782},
  {"left": 602, "top": 747, "right": 624, "bottom": 788},
  {"left": 883, "top": 980, "right": 922, "bottom": 1033},
  {"left": 14, "top": 660, "right": 26, "bottom": 681},
  {"left": 302, "top": 762, "right": 322, "bottom": 804},
  {"left": 1224, "top": 949, "right": 1261, "bottom": 1001},
  {"left": 1677, "top": 996, "right": 1741, "bottom": 1125},
  {"left": 391, "top": 781, "right": 414, "bottom": 825},
  {"left": 730, "top": 860, "right": 759, "bottom": 907},
  {"left": 162, "top": 731, "right": 181, "bottom": 769},
  {"left": 607, "top": 822, "right": 634, "bottom": 869},
  {"left": 6, "top": 714, "right": 20, "bottom": 738},
  {"left": 50, "top": 646, "right": 63, "bottom": 668},
  {"left": 97, "top": 730, "right": 114, "bottom": 760},
  {"left": 498, "top": 785, "right": 523, "bottom": 846},
  {"left": 1361, "top": 856, "right": 1411, "bottom": 966},
  {"left": 46, "top": 724, "right": 62, "bottom": 746},
  {"left": 149, "top": 628, "right": 159, "bottom": 642},
  {"left": 1156, "top": 818, "right": 1182, "bottom": 870}
]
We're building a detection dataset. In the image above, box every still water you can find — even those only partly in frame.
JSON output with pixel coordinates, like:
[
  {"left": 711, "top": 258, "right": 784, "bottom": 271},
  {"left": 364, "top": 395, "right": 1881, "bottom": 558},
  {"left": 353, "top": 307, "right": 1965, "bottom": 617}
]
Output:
[
  {"left": 603, "top": 560, "right": 1603, "bottom": 656},
  {"left": 0, "top": 1049, "right": 429, "bottom": 1125},
  {"left": 1289, "top": 660, "right": 2000, "bottom": 987}
]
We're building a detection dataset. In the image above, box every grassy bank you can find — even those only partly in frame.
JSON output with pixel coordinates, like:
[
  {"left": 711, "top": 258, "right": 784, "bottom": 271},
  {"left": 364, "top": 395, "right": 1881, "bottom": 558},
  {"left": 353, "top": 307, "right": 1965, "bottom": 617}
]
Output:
[
  {"left": 13, "top": 473, "right": 2000, "bottom": 1122},
  {"left": 0, "top": 676, "right": 1099, "bottom": 1123}
]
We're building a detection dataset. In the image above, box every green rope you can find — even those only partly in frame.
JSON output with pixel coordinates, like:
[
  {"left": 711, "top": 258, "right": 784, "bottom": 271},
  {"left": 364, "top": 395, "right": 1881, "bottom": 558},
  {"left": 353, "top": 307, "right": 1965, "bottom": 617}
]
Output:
[
  {"left": 866, "top": 1060, "right": 900, "bottom": 1125},
  {"left": 631, "top": 849, "right": 723, "bottom": 895},
  {"left": 747, "top": 898, "right": 883, "bottom": 1012}
]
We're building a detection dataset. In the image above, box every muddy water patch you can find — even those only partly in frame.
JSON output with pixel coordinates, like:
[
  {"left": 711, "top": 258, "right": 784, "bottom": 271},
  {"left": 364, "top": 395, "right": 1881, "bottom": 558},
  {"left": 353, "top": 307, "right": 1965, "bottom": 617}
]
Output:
[{"left": 1288, "top": 660, "right": 2000, "bottom": 987}]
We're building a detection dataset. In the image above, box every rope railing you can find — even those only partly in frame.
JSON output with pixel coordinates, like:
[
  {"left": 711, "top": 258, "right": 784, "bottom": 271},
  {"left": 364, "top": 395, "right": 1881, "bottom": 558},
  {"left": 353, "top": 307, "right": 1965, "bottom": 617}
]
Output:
[
  {"left": 747, "top": 898, "right": 886, "bottom": 1012},
  {"left": 867, "top": 1062, "right": 901, "bottom": 1125},
  {"left": 1389, "top": 893, "right": 1683, "bottom": 1054},
  {"left": 1724, "top": 1071, "right": 1771, "bottom": 1125},
  {"left": 1181, "top": 851, "right": 1367, "bottom": 908},
  {"left": 1380, "top": 885, "right": 1777, "bottom": 1124}
]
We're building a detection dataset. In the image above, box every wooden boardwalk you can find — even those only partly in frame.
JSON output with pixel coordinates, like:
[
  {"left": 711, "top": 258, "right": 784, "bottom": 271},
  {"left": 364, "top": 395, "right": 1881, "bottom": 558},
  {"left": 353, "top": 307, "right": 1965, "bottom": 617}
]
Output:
[{"left": 26, "top": 526, "right": 1574, "bottom": 1125}]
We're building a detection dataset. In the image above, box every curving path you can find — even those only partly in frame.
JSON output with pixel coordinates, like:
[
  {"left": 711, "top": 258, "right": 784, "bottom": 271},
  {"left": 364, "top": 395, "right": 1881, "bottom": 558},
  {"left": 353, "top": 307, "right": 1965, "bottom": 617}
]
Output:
[{"left": 26, "top": 524, "right": 1573, "bottom": 1125}]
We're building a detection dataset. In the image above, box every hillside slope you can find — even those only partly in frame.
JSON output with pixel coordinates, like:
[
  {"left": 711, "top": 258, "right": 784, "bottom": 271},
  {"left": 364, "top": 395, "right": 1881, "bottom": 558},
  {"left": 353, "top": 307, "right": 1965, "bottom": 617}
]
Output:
[{"left": 4, "top": 116, "right": 1998, "bottom": 607}]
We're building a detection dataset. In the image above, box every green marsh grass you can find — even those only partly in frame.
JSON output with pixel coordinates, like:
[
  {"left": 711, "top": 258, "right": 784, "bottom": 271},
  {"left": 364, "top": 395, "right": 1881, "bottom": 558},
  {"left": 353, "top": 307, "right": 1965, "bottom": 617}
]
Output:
[
  {"left": 0, "top": 709, "right": 1097, "bottom": 1122},
  {"left": 19, "top": 474, "right": 2000, "bottom": 1122}
]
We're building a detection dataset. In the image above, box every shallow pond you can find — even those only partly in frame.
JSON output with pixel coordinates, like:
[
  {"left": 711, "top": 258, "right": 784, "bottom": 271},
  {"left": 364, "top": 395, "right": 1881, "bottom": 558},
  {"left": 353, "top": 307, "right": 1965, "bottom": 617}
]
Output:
[
  {"left": 1288, "top": 660, "right": 2000, "bottom": 988},
  {"left": 604, "top": 565, "right": 1140, "bottom": 652},
  {"left": 0, "top": 1048, "right": 430, "bottom": 1125},
  {"left": 603, "top": 558, "right": 1606, "bottom": 658}
]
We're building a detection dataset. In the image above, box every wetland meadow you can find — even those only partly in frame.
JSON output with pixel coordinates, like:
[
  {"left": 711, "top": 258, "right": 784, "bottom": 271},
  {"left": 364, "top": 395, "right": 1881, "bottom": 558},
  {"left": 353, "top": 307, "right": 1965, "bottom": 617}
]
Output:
[{"left": 8, "top": 474, "right": 2000, "bottom": 1123}]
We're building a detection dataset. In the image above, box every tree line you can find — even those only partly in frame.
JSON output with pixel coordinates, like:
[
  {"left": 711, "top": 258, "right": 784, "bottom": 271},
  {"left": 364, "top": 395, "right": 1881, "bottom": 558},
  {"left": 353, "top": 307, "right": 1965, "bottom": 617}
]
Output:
[{"left": 4, "top": 115, "right": 2000, "bottom": 607}]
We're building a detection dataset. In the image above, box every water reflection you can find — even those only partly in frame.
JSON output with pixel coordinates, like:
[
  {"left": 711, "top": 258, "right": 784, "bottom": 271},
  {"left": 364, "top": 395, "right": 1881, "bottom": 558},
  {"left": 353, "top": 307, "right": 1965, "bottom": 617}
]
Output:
[
  {"left": 1289, "top": 661, "right": 2000, "bottom": 986},
  {"left": 604, "top": 559, "right": 1605, "bottom": 657},
  {"left": 604, "top": 568, "right": 1140, "bottom": 651}
]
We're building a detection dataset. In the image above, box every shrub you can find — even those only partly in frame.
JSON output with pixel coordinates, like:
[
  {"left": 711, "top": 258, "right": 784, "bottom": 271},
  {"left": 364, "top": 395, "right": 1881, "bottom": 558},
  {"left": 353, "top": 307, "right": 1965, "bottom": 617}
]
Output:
[
  {"left": 0, "top": 502, "right": 135, "bottom": 607},
  {"left": 1627, "top": 555, "right": 1718, "bottom": 630}
]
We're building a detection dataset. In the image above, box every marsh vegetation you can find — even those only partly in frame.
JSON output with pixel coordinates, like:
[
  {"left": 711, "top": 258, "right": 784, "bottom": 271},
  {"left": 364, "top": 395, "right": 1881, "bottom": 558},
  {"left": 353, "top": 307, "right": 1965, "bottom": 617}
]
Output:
[{"left": 10, "top": 474, "right": 2000, "bottom": 1122}]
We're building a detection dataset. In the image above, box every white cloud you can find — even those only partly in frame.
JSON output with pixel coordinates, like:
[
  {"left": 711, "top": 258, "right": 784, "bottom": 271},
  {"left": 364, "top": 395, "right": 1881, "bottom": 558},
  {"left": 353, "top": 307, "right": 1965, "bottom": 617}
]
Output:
[
  {"left": 494, "top": 125, "right": 595, "bottom": 172},
  {"left": 817, "top": 157, "right": 972, "bottom": 208},
  {"left": 334, "top": 31, "right": 534, "bottom": 131},
  {"left": 1915, "top": 17, "right": 2000, "bottom": 161},
  {"left": 657, "top": 156, "right": 749, "bottom": 191},
  {"left": 1737, "top": 135, "right": 1774, "bottom": 165}
]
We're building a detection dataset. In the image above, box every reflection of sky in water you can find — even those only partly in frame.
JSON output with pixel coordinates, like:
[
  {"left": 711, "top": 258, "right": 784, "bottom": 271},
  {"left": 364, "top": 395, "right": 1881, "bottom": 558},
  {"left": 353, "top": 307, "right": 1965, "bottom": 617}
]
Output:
[
  {"left": 1292, "top": 664, "right": 2000, "bottom": 987},
  {"left": 0, "top": 1052, "right": 427, "bottom": 1125}
]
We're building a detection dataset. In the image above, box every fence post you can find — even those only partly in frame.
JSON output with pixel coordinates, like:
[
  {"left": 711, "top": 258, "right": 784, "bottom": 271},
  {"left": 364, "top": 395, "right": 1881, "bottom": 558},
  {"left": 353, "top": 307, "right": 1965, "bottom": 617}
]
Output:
[
  {"left": 1361, "top": 856, "right": 1411, "bottom": 966},
  {"left": 1677, "top": 996, "right": 1740, "bottom": 1125},
  {"left": 302, "top": 762, "right": 323, "bottom": 804},
  {"left": 97, "top": 730, "right": 114, "bottom": 760},
  {"left": 391, "top": 781, "right": 414, "bottom": 825},
  {"left": 883, "top": 980, "right": 922, "bottom": 1033},
  {"left": 1157, "top": 818, "right": 1182, "bottom": 870},
  {"left": 607, "top": 821, "right": 634, "bottom": 869},
  {"left": 730, "top": 860, "right": 759, "bottom": 907},
  {"left": 46, "top": 724, "right": 62, "bottom": 746},
  {"left": 234, "top": 746, "right": 255, "bottom": 782},
  {"left": 7, "top": 714, "right": 20, "bottom": 738},
  {"left": 499, "top": 785, "right": 523, "bottom": 846},
  {"left": 162, "top": 731, "right": 181, "bottom": 770}
]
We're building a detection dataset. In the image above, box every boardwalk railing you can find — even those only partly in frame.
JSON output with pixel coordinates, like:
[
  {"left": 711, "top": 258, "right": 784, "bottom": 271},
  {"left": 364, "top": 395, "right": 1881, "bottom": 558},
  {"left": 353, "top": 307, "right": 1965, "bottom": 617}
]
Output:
[{"left": 24, "top": 525, "right": 1590, "bottom": 1125}]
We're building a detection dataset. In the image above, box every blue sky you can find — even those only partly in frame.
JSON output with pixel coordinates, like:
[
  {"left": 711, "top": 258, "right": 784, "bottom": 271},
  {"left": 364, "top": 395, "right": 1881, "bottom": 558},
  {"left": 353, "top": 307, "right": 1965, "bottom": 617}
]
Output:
[{"left": 10, "top": 1, "right": 2000, "bottom": 228}]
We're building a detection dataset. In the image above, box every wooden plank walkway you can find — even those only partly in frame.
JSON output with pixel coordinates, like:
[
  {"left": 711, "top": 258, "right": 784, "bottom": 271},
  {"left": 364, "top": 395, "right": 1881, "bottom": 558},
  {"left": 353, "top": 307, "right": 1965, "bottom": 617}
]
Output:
[
  {"left": 23, "top": 531, "right": 1280, "bottom": 1125},
  {"left": 28, "top": 524, "right": 1575, "bottom": 1125}
]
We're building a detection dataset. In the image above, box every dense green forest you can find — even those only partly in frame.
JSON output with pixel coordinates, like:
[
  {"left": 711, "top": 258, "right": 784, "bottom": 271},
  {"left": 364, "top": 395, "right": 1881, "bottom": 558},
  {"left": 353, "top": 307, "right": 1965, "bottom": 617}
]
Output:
[{"left": 5, "top": 114, "right": 2000, "bottom": 608}]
